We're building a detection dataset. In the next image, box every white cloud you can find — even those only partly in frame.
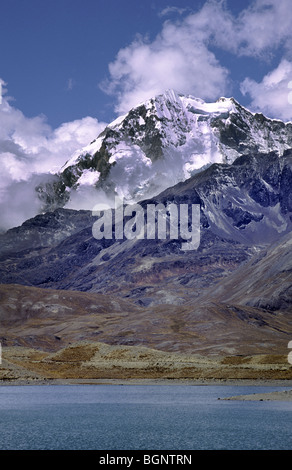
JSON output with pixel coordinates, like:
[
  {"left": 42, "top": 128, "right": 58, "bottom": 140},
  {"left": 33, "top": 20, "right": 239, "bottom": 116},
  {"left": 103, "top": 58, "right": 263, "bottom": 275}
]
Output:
[
  {"left": 0, "top": 83, "right": 107, "bottom": 231},
  {"left": 190, "top": 0, "right": 292, "bottom": 57},
  {"left": 236, "top": 0, "right": 292, "bottom": 57},
  {"left": 102, "top": 0, "right": 292, "bottom": 115},
  {"left": 235, "top": 1, "right": 292, "bottom": 120},
  {"left": 240, "top": 59, "right": 292, "bottom": 121},
  {"left": 159, "top": 6, "right": 190, "bottom": 17},
  {"left": 101, "top": 16, "right": 230, "bottom": 114},
  {"left": 66, "top": 78, "right": 75, "bottom": 91},
  {"left": 0, "top": 78, "right": 6, "bottom": 105}
]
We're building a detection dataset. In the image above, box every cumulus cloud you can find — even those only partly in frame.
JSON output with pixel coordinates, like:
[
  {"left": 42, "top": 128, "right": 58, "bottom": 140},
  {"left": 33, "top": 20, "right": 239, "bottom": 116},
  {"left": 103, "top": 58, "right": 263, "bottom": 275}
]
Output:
[
  {"left": 235, "top": 0, "right": 292, "bottom": 57},
  {"left": 179, "top": 0, "right": 292, "bottom": 57},
  {"left": 102, "top": 0, "right": 292, "bottom": 117},
  {"left": 0, "top": 84, "right": 107, "bottom": 231},
  {"left": 101, "top": 5, "right": 230, "bottom": 114},
  {"left": 240, "top": 59, "right": 292, "bottom": 121}
]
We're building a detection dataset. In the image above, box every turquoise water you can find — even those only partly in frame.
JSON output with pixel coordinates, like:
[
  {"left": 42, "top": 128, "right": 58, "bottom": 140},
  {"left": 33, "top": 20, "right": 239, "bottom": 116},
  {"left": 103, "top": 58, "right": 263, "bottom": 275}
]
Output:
[{"left": 0, "top": 384, "right": 291, "bottom": 450}]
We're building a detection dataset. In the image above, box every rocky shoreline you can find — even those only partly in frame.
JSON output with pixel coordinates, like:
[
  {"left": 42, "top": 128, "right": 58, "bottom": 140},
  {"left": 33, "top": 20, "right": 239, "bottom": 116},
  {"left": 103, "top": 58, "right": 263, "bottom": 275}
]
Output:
[{"left": 222, "top": 389, "right": 292, "bottom": 401}]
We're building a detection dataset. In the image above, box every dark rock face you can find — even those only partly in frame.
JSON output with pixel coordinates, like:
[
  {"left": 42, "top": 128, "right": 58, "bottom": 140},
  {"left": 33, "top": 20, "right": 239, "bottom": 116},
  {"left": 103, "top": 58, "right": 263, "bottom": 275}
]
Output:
[
  {"left": 211, "top": 103, "right": 292, "bottom": 155},
  {"left": 120, "top": 103, "right": 164, "bottom": 161},
  {"left": 157, "top": 150, "right": 292, "bottom": 244},
  {"left": 0, "top": 208, "right": 96, "bottom": 255}
]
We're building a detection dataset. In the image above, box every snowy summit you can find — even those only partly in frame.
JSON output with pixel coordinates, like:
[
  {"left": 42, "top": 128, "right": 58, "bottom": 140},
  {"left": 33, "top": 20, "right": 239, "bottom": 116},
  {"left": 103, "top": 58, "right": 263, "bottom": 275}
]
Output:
[{"left": 37, "top": 90, "right": 292, "bottom": 211}]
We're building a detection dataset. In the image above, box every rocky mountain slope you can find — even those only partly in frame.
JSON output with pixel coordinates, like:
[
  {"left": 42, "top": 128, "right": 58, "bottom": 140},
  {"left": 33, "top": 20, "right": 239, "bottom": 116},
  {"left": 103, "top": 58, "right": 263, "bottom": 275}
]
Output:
[{"left": 1, "top": 149, "right": 291, "bottom": 299}]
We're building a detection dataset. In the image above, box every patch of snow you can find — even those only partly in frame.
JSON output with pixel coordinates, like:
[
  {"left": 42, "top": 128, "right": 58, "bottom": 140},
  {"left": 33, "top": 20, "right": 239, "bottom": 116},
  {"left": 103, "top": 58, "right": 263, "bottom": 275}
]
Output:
[
  {"left": 108, "top": 113, "right": 127, "bottom": 129},
  {"left": 61, "top": 137, "right": 103, "bottom": 171},
  {"left": 139, "top": 116, "right": 145, "bottom": 126},
  {"left": 78, "top": 169, "right": 100, "bottom": 186}
]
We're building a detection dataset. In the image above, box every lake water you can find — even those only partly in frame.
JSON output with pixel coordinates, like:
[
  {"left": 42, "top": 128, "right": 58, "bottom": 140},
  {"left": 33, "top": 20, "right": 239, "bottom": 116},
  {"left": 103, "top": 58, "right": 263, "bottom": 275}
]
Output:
[{"left": 0, "top": 384, "right": 291, "bottom": 450}]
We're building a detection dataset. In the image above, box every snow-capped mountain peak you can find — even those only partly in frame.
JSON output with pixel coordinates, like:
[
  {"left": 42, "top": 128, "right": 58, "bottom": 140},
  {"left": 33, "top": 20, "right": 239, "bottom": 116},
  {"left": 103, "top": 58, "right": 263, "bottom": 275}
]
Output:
[
  {"left": 62, "top": 90, "right": 237, "bottom": 172},
  {"left": 37, "top": 90, "right": 292, "bottom": 211}
]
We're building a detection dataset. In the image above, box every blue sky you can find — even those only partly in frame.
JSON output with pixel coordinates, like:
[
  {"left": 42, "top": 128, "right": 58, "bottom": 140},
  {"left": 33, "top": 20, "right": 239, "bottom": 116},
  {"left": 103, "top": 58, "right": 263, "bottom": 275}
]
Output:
[
  {"left": 1, "top": 0, "right": 292, "bottom": 230},
  {"left": 1, "top": 0, "right": 202, "bottom": 127},
  {"left": 1, "top": 0, "right": 291, "bottom": 127}
]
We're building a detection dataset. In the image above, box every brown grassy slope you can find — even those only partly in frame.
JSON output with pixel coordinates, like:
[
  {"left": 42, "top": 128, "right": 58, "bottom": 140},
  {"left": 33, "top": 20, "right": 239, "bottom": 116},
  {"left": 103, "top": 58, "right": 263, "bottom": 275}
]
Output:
[
  {"left": 0, "top": 283, "right": 291, "bottom": 356},
  {"left": 1, "top": 341, "right": 292, "bottom": 382}
]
